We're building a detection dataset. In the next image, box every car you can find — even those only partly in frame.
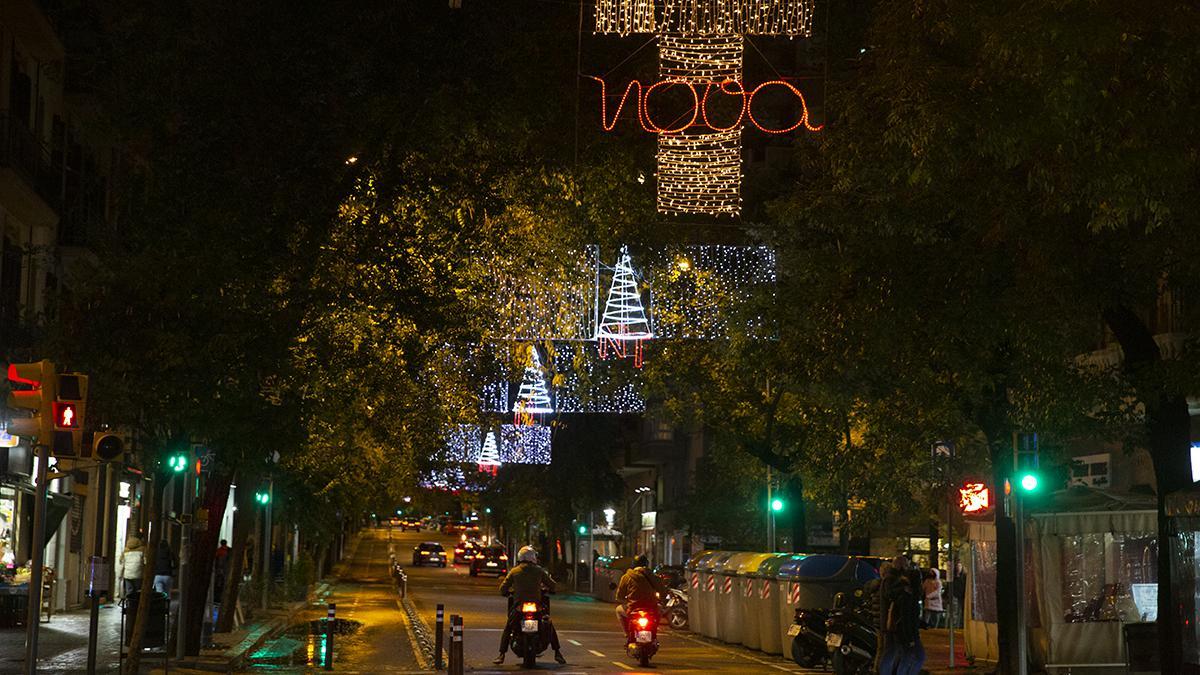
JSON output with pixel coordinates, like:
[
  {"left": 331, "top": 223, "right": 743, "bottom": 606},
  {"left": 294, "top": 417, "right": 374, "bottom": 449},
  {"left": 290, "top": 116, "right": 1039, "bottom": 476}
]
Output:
[
  {"left": 469, "top": 545, "right": 509, "bottom": 577},
  {"left": 463, "top": 524, "right": 482, "bottom": 538},
  {"left": 453, "top": 540, "right": 480, "bottom": 565},
  {"left": 442, "top": 521, "right": 465, "bottom": 535},
  {"left": 412, "top": 542, "right": 447, "bottom": 567},
  {"left": 400, "top": 518, "right": 421, "bottom": 532}
]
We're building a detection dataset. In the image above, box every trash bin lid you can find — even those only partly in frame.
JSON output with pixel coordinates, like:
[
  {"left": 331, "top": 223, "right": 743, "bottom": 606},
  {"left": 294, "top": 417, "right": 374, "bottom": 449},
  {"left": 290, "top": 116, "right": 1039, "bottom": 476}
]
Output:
[
  {"left": 754, "top": 553, "right": 792, "bottom": 578},
  {"left": 712, "top": 552, "right": 767, "bottom": 575},
  {"left": 698, "top": 551, "right": 736, "bottom": 573},
  {"left": 734, "top": 552, "right": 777, "bottom": 576},
  {"left": 685, "top": 550, "right": 717, "bottom": 571},
  {"left": 776, "top": 554, "right": 853, "bottom": 580},
  {"left": 851, "top": 559, "right": 882, "bottom": 583}
]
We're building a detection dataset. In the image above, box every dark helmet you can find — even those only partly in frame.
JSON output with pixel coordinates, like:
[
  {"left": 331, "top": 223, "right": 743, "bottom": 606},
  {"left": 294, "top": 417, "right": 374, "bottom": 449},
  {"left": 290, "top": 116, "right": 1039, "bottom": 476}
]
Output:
[{"left": 633, "top": 554, "right": 649, "bottom": 568}]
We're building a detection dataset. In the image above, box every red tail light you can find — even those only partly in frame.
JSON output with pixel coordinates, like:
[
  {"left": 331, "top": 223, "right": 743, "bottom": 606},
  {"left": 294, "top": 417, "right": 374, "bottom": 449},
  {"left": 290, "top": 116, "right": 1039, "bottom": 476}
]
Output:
[
  {"left": 635, "top": 616, "right": 650, "bottom": 628},
  {"left": 521, "top": 602, "right": 539, "bottom": 613}
]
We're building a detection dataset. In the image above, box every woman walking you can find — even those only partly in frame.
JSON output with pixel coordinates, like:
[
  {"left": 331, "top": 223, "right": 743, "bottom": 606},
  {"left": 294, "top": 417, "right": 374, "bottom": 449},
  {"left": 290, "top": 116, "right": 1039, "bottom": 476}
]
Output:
[{"left": 118, "top": 536, "right": 145, "bottom": 598}]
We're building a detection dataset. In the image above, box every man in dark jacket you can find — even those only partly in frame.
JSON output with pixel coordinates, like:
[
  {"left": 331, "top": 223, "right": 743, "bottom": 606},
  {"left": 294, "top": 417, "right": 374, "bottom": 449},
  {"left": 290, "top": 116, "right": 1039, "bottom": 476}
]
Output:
[
  {"left": 614, "top": 554, "right": 668, "bottom": 634},
  {"left": 494, "top": 546, "right": 565, "bottom": 665},
  {"left": 152, "top": 542, "right": 176, "bottom": 595}
]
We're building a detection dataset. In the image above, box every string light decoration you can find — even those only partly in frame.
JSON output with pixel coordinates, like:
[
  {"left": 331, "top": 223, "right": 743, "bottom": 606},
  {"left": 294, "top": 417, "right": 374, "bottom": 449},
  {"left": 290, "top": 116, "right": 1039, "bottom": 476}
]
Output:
[
  {"left": 646, "top": 244, "right": 777, "bottom": 339},
  {"left": 594, "top": 0, "right": 815, "bottom": 37},
  {"left": 500, "top": 424, "right": 552, "bottom": 464},
  {"left": 512, "top": 344, "right": 554, "bottom": 425},
  {"left": 487, "top": 248, "right": 599, "bottom": 341},
  {"left": 477, "top": 431, "right": 501, "bottom": 474},
  {"left": 444, "top": 423, "right": 482, "bottom": 462},
  {"left": 657, "top": 129, "right": 743, "bottom": 215},
  {"left": 596, "top": 245, "right": 654, "bottom": 367},
  {"left": 555, "top": 354, "right": 646, "bottom": 413},
  {"left": 659, "top": 35, "right": 743, "bottom": 82}
]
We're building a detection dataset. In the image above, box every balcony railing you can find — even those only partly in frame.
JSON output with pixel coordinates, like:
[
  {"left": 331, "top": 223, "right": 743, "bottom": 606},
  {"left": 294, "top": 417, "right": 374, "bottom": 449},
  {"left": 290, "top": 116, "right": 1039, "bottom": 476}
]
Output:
[{"left": 0, "top": 111, "right": 61, "bottom": 211}]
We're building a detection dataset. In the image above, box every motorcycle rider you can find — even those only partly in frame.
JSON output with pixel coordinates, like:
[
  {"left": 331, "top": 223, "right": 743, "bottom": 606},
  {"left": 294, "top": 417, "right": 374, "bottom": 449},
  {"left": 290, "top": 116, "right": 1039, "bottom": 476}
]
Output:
[
  {"left": 615, "top": 554, "right": 668, "bottom": 636},
  {"left": 495, "top": 546, "right": 566, "bottom": 665}
]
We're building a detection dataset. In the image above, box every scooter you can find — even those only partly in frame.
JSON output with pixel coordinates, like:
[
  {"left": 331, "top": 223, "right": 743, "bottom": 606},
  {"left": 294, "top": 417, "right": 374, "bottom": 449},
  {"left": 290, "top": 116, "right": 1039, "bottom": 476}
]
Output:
[
  {"left": 788, "top": 606, "right": 831, "bottom": 667},
  {"left": 507, "top": 593, "right": 556, "bottom": 668},
  {"left": 624, "top": 602, "right": 660, "bottom": 667},
  {"left": 661, "top": 588, "right": 689, "bottom": 630},
  {"left": 824, "top": 591, "right": 878, "bottom": 675}
]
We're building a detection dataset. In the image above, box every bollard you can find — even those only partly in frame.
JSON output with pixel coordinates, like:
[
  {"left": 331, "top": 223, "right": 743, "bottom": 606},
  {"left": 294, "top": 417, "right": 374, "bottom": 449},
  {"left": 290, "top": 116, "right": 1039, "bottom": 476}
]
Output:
[
  {"left": 449, "top": 615, "right": 464, "bottom": 675},
  {"left": 435, "top": 604, "right": 445, "bottom": 670},
  {"left": 401, "top": 571, "right": 408, "bottom": 599},
  {"left": 326, "top": 603, "right": 336, "bottom": 670}
]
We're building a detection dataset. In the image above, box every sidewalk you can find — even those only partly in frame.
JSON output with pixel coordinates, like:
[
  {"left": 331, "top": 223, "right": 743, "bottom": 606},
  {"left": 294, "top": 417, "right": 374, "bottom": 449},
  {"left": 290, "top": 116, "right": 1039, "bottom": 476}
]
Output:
[
  {"left": 921, "top": 627, "right": 995, "bottom": 674},
  {"left": 0, "top": 603, "right": 123, "bottom": 673}
]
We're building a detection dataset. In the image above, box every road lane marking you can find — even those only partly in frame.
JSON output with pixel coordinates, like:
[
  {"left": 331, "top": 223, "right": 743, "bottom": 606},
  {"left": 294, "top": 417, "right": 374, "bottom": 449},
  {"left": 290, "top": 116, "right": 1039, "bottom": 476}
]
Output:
[
  {"left": 568, "top": 639, "right": 583, "bottom": 646},
  {"left": 588, "top": 649, "right": 606, "bottom": 657},
  {"left": 669, "top": 631, "right": 803, "bottom": 671},
  {"left": 611, "top": 660, "right": 632, "bottom": 670}
]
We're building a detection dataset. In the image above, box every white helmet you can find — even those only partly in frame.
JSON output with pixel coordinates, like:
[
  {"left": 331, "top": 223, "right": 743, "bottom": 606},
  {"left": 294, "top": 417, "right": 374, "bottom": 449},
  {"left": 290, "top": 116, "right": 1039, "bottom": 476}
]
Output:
[{"left": 517, "top": 546, "right": 538, "bottom": 564}]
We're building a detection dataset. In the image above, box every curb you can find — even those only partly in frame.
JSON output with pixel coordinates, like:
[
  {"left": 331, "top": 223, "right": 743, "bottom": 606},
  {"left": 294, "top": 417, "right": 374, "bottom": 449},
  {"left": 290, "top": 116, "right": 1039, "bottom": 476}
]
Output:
[{"left": 400, "top": 591, "right": 437, "bottom": 670}]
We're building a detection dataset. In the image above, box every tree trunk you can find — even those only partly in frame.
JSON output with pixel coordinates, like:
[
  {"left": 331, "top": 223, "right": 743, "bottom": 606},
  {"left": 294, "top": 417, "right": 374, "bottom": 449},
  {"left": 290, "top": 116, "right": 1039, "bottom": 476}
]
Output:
[
  {"left": 216, "top": 478, "right": 256, "bottom": 632},
  {"left": 1103, "top": 305, "right": 1190, "bottom": 674},
  {"left": 838, "top": 502, "right": 851, "bottom": 554},
  {"left": 181, "top": 469, "right": 232, "bottom": 655},
  {"left": 123, "top": 477, "right": 163, "bottom": 675}
]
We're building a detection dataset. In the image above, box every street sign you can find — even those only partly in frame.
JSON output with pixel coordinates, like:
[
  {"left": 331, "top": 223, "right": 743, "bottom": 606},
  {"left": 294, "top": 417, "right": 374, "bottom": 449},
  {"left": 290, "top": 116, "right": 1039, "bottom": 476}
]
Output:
[{"left": 932, "top": 440, "right": 955, "bottom": 460}]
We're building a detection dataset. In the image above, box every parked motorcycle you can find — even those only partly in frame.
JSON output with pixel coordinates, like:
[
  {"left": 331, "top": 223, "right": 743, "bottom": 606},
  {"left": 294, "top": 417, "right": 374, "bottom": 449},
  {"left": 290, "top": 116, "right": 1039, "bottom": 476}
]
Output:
[
  {"left": 824, "top": 590, "right": 878, "bottom": 675},
  {"left": 788, "top": 606, "right": 831, "bottom": 667},
  {"left": 506, "top": 593, "right": 556, "bottom": 668},
  {"left": 661, "top": 588, "right": 689, "bottom": 630},
  {"left": 624, "top": 602, "right": 660, "bottom": 667}
]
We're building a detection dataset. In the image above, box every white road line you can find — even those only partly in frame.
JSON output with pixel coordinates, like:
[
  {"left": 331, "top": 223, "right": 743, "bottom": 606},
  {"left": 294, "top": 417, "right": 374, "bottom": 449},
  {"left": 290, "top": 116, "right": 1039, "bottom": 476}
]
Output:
[
  {"left": 671, "top": 630, "right": 805, "bottom": 671},
  {"left": 588, "top": 649, "right": 606, "bottom": 657},
  {"left": 568, "top": 639, "right": 583, "bottom": 646},
  {"left": 610, "top": 660, "right": 632, "bottom": 670}
]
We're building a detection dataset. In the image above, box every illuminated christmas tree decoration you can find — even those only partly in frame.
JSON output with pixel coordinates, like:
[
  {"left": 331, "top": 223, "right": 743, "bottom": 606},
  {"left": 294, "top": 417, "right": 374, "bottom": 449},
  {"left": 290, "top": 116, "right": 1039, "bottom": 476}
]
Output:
[
  {"left": 512, "top": 345, "right": 553, "bottom": 425},
  {"left": 657, "top": 129, "right": 742, "bottom": 215},
  {"left": 595, "top": 0, "right": 814, "bottom": 37},
  {"left": 500, "top": 424, "right": 552, "bottom": 464},
  {"left": 597, "top": 246, "right": 654, "bottom": 367},
  {"left": 477, "top": 431, "right": 501, "bottom": 474}
]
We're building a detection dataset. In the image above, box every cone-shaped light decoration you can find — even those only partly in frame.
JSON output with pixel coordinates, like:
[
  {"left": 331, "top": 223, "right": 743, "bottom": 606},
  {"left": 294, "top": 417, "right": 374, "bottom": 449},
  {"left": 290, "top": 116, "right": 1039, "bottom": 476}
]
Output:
[
  {"left": 596, "top": 245, "right": 653, "bottom": 367},
  {"left": 512, "top": 345, "right": 554, "bottom": 425},
  {"left": 477, "top": 431, "right": 501, "bottom": 475}
]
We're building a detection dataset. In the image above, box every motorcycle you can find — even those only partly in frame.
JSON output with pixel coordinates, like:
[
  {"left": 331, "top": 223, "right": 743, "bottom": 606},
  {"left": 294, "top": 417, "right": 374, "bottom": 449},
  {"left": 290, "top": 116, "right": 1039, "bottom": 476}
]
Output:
[
  {"left": 661, "top": 588, "right": 689, "bottom": 630},
  {"left": 787, "top": 606, "right": 831, "bottom": 667},
  {"left": 824, "top": 590, "right": 878, "bottom": 675},
  {"left": 507, "top": 593, "right": 555, "bottom": 668},
  {"left": 624, "top": 602, "right": 660, "bottom": 667}
]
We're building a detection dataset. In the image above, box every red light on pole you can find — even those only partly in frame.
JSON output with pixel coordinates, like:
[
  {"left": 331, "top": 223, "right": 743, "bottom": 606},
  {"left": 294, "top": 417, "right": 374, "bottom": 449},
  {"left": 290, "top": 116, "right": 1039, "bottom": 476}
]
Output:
[
  {"left": 52, "top": 402, "right": 78, "bottom": 429},
  {"left": 958, "top": 482, "right": 991, "bottom": 516}
]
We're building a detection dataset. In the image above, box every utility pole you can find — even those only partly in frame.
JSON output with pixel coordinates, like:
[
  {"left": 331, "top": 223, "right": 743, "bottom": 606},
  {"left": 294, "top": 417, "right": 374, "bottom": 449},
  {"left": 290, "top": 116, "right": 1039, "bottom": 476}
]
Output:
[
  {"left": 766, "top": 467, "right": 775, "bottom": 552},
  {"left": 23, "top": 444, "right": 49, "bottom": 675},
  {"left": 261, "top": 478, "right": 273, "bottom": 611},
  {"left": 86, "top": 462, "right": 110, "bottom": 674},
  {"left": 176, "top": 463, "right": 193, "bottom": 659},
  {"left": 588, "top": 511, "right": 594, "bottom": 595}
]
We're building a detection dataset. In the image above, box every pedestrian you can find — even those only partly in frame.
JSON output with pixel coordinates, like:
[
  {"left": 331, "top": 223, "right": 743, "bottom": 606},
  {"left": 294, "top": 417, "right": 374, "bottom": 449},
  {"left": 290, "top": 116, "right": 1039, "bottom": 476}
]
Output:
[
  {"left": 893, "top": 566, "right": 927, "bottom": 675},
  {"left": 153, "top": 541, "right": 176, "bottom": 595},
  {"left": 877, "top": 557, "right": 905, "bottom": 673},
  {"left": 118, "top": 536, "right": 145, "bottom": 598},
  {"left": 951, "top": 560, "right": 966, "bottom": 628},
  {"left": 922, "top": 568, "right": 944, "bottom": 628},
  {"left": 214, "top": 539, "right": 231, "bottom": 602}
]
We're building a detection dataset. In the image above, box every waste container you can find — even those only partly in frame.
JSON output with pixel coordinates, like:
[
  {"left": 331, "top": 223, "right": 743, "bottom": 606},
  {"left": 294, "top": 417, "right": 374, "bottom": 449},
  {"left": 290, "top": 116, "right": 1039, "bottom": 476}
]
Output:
[
  {"left": 696, "top": 551, "right": 733, "bottom": 638},
  {"left": 737, "top": 553, "right": 781, "bottom": 650},
  {"left": 123, "top": 591, "right": 169, "bottom": 648},
  {"left": 774, "top": 555, "right": 879, "bottom": 652},
  {"left": 753, "top": 554, "right": 791, "bottom": 654},
  {"left": 713, "top": 552, "right": 771, "bottom": 645},
  {"left": 685, "top": 551, "right": 715, "bottom": 635}
]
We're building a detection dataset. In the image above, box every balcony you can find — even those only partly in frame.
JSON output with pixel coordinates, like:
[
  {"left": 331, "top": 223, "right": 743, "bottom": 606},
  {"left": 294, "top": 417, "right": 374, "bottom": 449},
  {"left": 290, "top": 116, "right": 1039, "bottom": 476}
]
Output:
[{"left": 0, "top": 112, "right": 61, "bottom": 215}]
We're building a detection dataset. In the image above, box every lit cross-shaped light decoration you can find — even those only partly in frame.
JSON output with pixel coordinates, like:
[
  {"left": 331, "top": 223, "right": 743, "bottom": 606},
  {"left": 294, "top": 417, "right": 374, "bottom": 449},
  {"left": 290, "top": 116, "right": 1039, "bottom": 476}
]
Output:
[
  {"left": 512, "top": 345, "right": 554, "bottom": 426},
  {"left": 596, "top": 245, "right": 653, "bottom": 367},
  {"left": 477, "top": 431, "right": 501, "bottom": 475}
]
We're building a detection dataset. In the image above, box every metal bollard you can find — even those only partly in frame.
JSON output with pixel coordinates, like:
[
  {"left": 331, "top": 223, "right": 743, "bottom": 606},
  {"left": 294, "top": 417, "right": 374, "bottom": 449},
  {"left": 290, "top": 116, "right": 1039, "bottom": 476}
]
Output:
[
  {"left": 435, "top": 604, "right": 445, "bottom": 669},
  {"left": 326, "top": 603, "right": 336, "bottom": 670},
  {"left": 449, "top": 615, "right": 464, "bottom": 675}
]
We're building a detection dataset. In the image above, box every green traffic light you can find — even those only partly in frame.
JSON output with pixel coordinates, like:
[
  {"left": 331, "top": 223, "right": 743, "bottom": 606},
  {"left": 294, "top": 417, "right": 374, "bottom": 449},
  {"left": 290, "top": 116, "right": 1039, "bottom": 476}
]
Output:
[
  {"left": 485, "top": 507, "right": 492, "bottom": 514},
  {"left": 255, "top": 491, "right": 270, "bottom": 505},
  {"left": 771, "top": 498, "right": 784, "bottom": 512},
  {"left": 168, "top": 454, "right": 187, "bottom": 473},
  {"left": 1019, "top": 473, "right": 1039, "bottom": 492},
  {"left": 577, "top": 524, "right": 588, "bottom": 535}
]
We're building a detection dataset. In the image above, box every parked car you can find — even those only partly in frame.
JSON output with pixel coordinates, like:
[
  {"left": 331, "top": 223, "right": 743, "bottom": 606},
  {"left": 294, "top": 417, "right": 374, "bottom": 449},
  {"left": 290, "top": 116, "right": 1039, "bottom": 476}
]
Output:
[
  {"left": 453, "top": 540, "right": 479, "bottom": 565},
  {"left": 412, "top": 542, "right": 447, "bottom": 567},
  {"left": 469, "top": 545, "right": 509, "bottom": 577}
]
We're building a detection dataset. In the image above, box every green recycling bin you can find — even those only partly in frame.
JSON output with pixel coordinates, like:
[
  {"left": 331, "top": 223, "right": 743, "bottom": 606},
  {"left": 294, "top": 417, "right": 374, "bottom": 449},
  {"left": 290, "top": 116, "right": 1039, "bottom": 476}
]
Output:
[
  {"left": 737, "top": 553, "right": 782, "bottom": 650},
  {"left": 749, "top": 554, "right": 790, "bottom": 653},
  {"left": 714, "top": 552, "right": 773, "bottom": 645}
]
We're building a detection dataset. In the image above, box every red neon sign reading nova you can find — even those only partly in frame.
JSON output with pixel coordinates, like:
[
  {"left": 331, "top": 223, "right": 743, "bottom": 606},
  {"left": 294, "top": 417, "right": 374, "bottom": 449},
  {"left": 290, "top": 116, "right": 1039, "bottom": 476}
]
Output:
[{"left": 589, "top": 77, "right": 823, "bottom": 135}]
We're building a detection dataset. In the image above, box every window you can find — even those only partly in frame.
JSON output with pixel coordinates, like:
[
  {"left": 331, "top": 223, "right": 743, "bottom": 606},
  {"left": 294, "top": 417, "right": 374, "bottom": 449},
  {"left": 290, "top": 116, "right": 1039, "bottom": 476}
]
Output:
[{"left": 1069, "top": 453, "right": 1111, "bottom": 488}]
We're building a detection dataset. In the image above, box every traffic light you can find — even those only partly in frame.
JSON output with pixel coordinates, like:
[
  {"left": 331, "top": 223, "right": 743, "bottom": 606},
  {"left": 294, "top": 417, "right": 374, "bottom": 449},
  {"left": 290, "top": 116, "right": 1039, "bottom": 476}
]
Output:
[
  {"left": 92, "top": 433, "right": 125, "bottom": 463},
  {"left": 255, "top": 486, "right": 271, "bottom": 505},
  {"left": 1017, "top": 471, "right": 1040, "bottom": 493},
  {"left": 51, "top": 373, "right": 87, "bottom": 457},
  {"left": 958, "top": 481, "right": 992, "bottom": 517},
  {"left": 577, "top": 523, "right": 588, "bottom": 536},
  {"left": 770, "top": 498, "right": 785, "bottom": 513},
  {"left": 1014, "top": 432, "right": 1041, "bottom": 496},
  {"left": 6, "top": 360, "right": 56, "bottom": 444},
  {"left": 167, "top": 451, "right": 188, "bottom": 473}
]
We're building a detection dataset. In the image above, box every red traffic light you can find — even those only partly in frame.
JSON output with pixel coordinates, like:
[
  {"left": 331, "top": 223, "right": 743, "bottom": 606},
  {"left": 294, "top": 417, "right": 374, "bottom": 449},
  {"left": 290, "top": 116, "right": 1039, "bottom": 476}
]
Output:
[
  {"left": 52, "top": 402, "right": 79, "bottom": 429},
  {"left": 958, "top": 481, "right": 991, "bottom": 516}
]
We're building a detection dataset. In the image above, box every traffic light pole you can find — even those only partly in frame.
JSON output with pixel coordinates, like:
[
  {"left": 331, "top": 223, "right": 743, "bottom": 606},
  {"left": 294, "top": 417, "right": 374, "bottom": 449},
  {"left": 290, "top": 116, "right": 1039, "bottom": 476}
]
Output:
[
  {"left": 261, "top": 479, "right": 273, "bottom": 611},
  {"left": 176, "top": 467, "right": 193, "bottom": 659},
  {"left": 23, "top": 443, "right": 49, "bottom": 675}
]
